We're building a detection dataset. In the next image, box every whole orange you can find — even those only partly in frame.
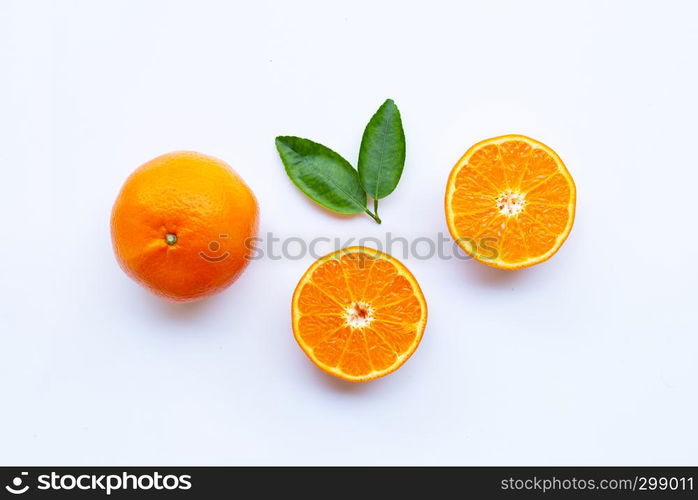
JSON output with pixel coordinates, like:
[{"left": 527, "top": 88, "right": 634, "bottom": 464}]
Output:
[{"left": 111, "top": 151, "right": 259, "bottom": 301}]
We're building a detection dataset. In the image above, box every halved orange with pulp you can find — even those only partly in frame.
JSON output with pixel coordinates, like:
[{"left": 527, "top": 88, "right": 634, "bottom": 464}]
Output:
[
  {"left": 292, "top": 247, "right": 427, "bottom": 382},
  {"left": 445, "top": 135, "right": 576, "bottom": 269}
]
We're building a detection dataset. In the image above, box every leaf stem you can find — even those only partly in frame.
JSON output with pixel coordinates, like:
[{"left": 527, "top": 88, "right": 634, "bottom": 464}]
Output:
[
  {"left": 364, "top": 207, "right": 382, "bottom": 224},
  {"left": 373, "top": 198, "right": 379, "bottom": 219}
]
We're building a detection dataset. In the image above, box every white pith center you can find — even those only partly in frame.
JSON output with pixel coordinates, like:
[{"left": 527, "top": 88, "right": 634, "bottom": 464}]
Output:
[
  {"left": 344, "top": 302, "right": 374, "bottom": 329},
  {"left": 496, "top": 191, "right": 526, "bottom": 216}
]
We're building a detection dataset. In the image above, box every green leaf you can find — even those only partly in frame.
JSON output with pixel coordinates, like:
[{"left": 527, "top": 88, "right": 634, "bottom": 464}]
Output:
[
  {"left": 275, "top": 136, "right": 367, "bottom": 214},
  {"left": 358, "top": 99, "right": 406, "bottom": 200}
]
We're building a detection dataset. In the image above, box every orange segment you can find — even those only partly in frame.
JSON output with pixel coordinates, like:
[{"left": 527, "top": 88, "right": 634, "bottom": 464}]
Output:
[
  {"left": 309, "top": 258, "right": 351, "bottom": 303},
  {"left": 445, "top": 135, "right": 576, "bottom": 269},
  {"left": 291, "top": 247, "right": 428, "bottom": 382},
  {"left": 296, "top": 315, "right": 345, "bottom": 347},
  {"left": 363, "top": 329, "right": 398, "bottom": 370},
  {"left": 312, "top": 327, "right": 351, "bottom": 367},
  {"left": 338, "top": 250, "right": 376, "bottom": 300},
  {"left": 338, "top": 331, "right": 373, "bottom": 378},
  {"left": 296, "top": 282, "right": 341, "bottom": 315}
]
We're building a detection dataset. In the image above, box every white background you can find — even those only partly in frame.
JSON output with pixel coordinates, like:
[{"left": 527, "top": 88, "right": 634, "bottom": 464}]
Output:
[{"left": 1, "top": 0, "right": 697, "bottom": 465}]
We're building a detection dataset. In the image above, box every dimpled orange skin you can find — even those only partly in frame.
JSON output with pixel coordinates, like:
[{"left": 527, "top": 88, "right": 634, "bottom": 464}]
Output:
[{"left": 111, "top": 151, "right": 259, "bottom": 302}]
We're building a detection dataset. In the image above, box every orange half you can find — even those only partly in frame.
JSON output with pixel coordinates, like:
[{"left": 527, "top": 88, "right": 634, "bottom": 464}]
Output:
[
  {"left": 445, "top": 135, "right": 576, "bottom": 269},
  {"left": 292, "top": 247, "right": 427, "bottom": 382}
]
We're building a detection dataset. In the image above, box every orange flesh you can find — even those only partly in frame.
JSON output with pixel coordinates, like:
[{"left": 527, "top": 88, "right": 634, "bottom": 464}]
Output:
[
  {"left": 292, "top": 247, "right": 427, "bottom": 382},
  {"left": 445, "top": 135, "right": 576, "bottom": 269}
]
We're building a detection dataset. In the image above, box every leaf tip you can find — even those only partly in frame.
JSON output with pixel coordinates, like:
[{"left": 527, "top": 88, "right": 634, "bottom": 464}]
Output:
[
  {"left": 382, "top": 98, "right": 398, "bottom": 110},
  {"left": 275, "top": 136, "right": 296, "bottom": 153}
]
